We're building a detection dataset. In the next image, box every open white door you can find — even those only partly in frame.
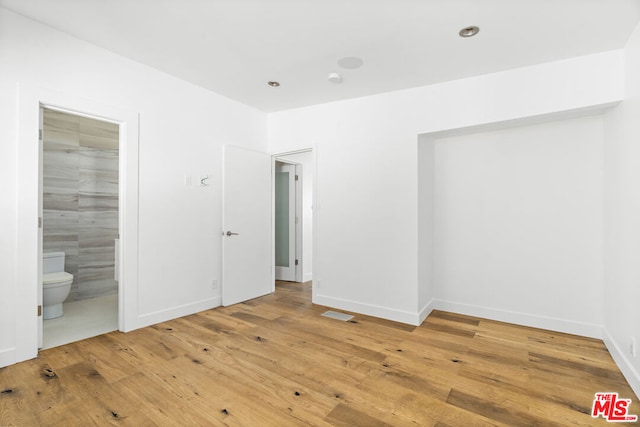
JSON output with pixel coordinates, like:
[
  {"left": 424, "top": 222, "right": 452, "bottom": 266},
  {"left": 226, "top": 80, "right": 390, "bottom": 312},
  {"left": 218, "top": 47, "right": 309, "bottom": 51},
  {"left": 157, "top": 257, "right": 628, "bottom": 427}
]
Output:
[
  {"left": 222, "top": 145, "right": 273, "bottom": 306},
  {"left": 275, "top": 162, "right": 297, "bottom": 281},
  {"left": 37, "top": 107, "right": 43, "bottom": 348}
]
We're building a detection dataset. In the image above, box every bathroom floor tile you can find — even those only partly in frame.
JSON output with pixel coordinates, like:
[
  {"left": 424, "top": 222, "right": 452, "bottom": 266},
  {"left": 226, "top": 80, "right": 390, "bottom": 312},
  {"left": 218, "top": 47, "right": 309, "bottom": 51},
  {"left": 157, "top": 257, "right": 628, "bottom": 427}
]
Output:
[{"left": 42, "top": 293, "right": 118, "bottom": 349}]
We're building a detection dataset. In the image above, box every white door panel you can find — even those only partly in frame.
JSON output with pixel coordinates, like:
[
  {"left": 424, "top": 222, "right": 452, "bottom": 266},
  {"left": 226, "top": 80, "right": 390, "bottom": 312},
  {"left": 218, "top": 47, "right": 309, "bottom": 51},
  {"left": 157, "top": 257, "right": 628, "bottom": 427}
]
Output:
[
  {"left": 222, "top": 145, "right": 273, "bottom": 306},
  {"left": 38, "top": 108, "right": 43, "bottom": 348},
  {"left": 275, "top": 163, "right": 296, "bottom": 281}
]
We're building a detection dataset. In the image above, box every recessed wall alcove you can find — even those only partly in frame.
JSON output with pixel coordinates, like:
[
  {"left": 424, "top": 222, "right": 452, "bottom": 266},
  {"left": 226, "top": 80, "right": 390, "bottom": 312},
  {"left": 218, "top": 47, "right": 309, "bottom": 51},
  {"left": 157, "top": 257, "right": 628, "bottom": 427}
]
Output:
[{"left": 418, "top": 108, "right": 610, "bottom": 338}]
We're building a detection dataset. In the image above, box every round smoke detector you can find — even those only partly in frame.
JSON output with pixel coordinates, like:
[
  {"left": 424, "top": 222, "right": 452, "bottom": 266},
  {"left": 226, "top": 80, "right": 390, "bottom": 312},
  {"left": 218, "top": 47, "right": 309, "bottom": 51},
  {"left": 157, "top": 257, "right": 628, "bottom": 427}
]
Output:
[{"left": 328, "top": 72, "right": 343, "bottom": 84}]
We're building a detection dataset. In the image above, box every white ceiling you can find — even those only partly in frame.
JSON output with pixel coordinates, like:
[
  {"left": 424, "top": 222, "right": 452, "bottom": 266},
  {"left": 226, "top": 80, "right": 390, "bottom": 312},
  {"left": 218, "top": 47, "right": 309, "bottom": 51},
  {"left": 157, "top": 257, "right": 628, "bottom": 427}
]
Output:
[{"left": 2, "top": 0, "right": 639, "bottom": 112}]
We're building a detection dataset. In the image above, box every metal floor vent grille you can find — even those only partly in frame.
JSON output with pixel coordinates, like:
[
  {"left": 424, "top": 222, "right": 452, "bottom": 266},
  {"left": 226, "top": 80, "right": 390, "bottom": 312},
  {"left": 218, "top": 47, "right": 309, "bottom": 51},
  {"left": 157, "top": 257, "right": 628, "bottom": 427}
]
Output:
[{"left": 321, "top": 310, "right": 354, "bottom": 322}]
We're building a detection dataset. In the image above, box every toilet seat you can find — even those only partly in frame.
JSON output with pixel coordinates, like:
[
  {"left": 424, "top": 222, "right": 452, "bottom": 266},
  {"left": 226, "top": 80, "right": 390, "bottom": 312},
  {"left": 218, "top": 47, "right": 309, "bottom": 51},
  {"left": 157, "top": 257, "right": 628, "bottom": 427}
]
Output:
[{"left": 43, "top": 271, "right": 73, "bottom": 285}]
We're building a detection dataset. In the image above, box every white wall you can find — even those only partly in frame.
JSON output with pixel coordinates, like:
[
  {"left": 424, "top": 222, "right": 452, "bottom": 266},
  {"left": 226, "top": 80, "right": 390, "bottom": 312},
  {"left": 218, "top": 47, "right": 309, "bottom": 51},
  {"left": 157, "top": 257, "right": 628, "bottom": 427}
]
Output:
[
  {"left": 0, "top": 8, "right": 266, "bottom": 366},
  {"left": 431, "top": 115, "right": 604, "bottom": 337},
  {"left": 276, "top": 151, "right": 314, "bottom": 282},
  {"left": 2, "top": 6, "right": 636, "bottom": 398},
  {"left": 268, "top": 49, "right": 623, "bottom": 325},
  {"left": 603, "top": 20, "right": 640, "bottom": 397},
  {"left": 417, "top": 141, "right": 434, "bottom": 317}
]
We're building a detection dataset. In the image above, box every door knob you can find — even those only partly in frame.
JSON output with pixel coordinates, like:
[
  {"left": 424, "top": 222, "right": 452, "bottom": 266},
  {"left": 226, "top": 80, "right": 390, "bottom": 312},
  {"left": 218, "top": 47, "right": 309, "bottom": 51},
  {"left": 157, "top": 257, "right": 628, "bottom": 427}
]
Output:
[{"left": 226, "top": 231, "right": 239, "bottom": 236}]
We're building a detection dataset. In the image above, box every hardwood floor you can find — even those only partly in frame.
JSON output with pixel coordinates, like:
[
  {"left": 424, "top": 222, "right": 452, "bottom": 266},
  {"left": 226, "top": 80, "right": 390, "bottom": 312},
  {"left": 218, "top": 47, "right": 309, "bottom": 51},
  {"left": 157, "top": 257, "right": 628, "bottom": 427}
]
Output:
[{"left": 1, "top": 281, "right": 637, "bottom": 426}]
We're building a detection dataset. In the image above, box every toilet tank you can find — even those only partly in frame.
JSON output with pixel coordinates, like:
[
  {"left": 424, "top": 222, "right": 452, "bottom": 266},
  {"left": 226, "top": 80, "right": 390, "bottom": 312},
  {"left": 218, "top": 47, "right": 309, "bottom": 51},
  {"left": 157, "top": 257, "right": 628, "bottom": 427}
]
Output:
[{"left": 43, "top": 252, "right": 66, "bottom": 274}]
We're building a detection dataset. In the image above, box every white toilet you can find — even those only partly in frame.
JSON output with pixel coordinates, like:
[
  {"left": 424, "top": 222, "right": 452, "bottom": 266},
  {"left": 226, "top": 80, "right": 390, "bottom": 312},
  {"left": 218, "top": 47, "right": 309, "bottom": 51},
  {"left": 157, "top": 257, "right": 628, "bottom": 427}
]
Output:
[{"left": 42, "top": 252, "right": 73, "bottom": 320}]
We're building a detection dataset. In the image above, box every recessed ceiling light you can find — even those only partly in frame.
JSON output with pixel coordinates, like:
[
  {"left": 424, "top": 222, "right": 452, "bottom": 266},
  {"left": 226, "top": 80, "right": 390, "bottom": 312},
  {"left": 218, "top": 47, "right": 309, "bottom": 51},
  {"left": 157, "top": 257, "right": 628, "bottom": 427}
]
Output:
[
  {"left": 328, "top": 72, "right": 343, "bottom": 84},
  {"left": 267, "top": 81, "right": 280, "bottom": 87},
  {"left": 459, "top": 26, "right": 480, "bottom": 38},
  {"left": 337, "top": 57, "right": 364, "bottom": 69}
]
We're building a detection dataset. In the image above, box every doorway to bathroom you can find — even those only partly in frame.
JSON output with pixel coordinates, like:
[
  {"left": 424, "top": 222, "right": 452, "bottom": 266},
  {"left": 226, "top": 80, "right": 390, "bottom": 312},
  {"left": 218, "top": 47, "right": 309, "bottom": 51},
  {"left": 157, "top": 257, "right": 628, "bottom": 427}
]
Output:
[{"left": 40, "top": 107, "right": 119, "bottom": 349}]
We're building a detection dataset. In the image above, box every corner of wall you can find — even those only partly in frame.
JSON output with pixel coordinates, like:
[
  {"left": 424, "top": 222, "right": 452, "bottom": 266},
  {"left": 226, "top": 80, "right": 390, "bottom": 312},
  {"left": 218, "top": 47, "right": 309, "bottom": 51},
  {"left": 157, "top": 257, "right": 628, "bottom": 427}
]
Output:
[
  {"left": 433, "top": 299, "right": 603, "bottom": 339},
  {"left": 313, "top": 293, "right": 422, "bottom": 326},
  {"left": 418, "top": 299, "right": 434, "bottom": 325},
  {"left": 603, "top": 328, "right": 640, "bottom": 400}
]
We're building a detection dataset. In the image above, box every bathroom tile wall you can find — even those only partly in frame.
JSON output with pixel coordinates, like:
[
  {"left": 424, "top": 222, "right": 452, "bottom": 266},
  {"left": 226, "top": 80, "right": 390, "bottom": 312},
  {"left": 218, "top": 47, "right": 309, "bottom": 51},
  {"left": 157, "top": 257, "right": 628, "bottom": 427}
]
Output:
[{"left": 43, "top": 109, "right": 119, "bottom": 301}]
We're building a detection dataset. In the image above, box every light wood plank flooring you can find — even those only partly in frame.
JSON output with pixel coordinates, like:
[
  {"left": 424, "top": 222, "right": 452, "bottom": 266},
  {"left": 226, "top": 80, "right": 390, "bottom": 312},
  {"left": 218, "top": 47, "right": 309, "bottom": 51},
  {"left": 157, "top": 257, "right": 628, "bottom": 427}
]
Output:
[{"left": 1, "top": 281, "right": 637, "bottom": 426}]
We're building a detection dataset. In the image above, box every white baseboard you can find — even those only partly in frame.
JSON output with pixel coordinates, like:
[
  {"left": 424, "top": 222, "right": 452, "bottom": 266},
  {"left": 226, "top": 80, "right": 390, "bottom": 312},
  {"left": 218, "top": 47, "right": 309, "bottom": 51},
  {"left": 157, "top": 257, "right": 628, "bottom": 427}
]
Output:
[
  {"left": 603, "top": 328, "right": 640, "bottom": 400},
  {"left": 124, "top": 296, "right": 221, "bottom": 332},
  {"left": 309, "top": 294, "right": 603, "bottom": 336},
  {"left": 303, "top": 273, "right": 313, "bottom": 283},
  {"left": 313, "top": 293, "right": 421, "bottom": 325},
  {"left": 419, "top": 299, "right": 435, "bottom": 325},
  {"left": 433, "top": 299, "right": 603, "bottom": 339},
  {"left": 0, "top": 347, "right": 16, "bottom": 368}
]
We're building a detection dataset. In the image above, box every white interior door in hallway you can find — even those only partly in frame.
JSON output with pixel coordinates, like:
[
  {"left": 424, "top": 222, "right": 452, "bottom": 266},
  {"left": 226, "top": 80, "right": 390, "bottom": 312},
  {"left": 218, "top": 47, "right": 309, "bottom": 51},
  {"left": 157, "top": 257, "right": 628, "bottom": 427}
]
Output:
[{"left": 275, "top": 161, "right": 301, "bottom": 282}]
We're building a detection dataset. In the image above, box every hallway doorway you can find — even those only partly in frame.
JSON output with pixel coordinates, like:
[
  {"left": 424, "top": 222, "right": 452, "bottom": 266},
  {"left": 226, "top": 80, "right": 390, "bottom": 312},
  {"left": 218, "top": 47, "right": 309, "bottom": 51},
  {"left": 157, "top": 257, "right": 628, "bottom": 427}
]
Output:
[
  {"left": 275, "top": 160, "right": 301, "bottom": 281},
  {"left": 274, "top": 150, "right": 314, "bottom": 284}
]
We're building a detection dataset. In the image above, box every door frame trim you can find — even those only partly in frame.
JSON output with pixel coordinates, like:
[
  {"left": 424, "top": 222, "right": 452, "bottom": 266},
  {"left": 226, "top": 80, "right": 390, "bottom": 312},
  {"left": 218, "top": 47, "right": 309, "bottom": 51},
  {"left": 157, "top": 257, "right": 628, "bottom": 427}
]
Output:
[
  {"left": 272, "top": 147, "right": 317, "bottom": 289},
  {"left": 15, "top": 83, "right": 139, "bottom": 365}
]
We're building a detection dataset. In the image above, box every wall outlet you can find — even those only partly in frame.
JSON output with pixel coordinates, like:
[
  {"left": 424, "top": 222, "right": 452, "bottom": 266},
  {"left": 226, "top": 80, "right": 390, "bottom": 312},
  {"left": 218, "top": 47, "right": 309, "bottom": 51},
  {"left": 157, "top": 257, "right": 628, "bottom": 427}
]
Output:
[
  {"left": 315, "top": 279, "right": 320, "bottom": 289},
  {"left": 212, "top": 279, "right": 218, "bottom": 290},
  {"left": 631, "top": 338, "right": 636, "bottom": 358}
]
